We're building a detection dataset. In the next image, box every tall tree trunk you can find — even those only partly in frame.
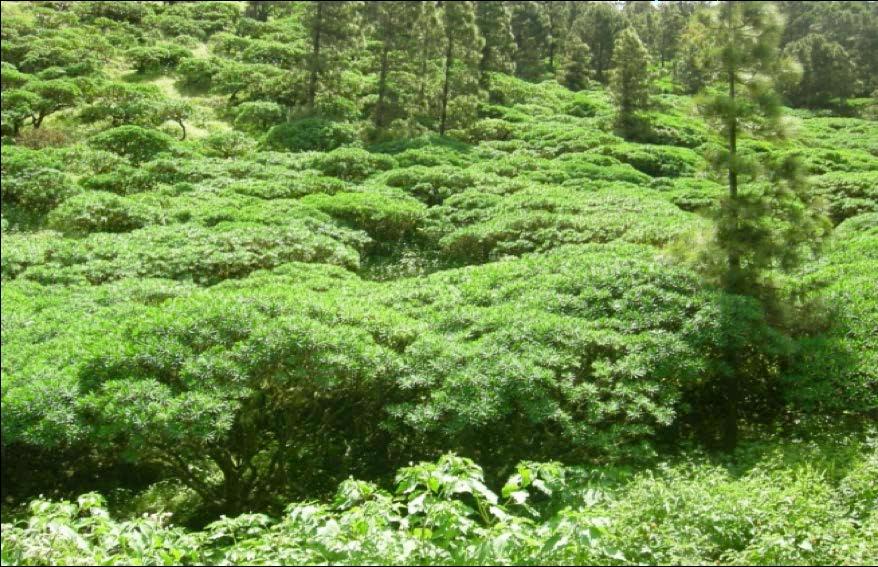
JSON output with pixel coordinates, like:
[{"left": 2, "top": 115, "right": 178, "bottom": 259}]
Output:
[
  {"left": 439, "top": 38, "right": 453, "bottom": 135},
  {"left": 721, "top": 0, "right": 740, "bottom": 453},
  {"left": 307, "top": 4, "right": 323, "bottom": 108},
  {"left": 375, "top": 43, "right": 390, "bottom": 129}
]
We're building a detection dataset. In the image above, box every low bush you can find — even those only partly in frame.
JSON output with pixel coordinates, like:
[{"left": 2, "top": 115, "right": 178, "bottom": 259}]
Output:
[
  {"left": 4, "top": 439, "right": 874, "bottom": 565},
  {"left": 266, "top": 118, "right": 360, "bottom": 153},
  {"left": 437, "top": 186, "right": 702, "bottom": 262},
  {"left": 89, "top": 126, "right": 174, "bottom": 164},
  {"left": 229, "top": 174, "right": 348, "bottom": 200},
  {"left": 47, "top": 192, "right": 157, "bottom": 235},
  {"left": 5, "top": 221, "right": 365, "bottom": 286},
  {"left": 301, "top": 191, "right": 425, "bottom": 242},
  {"left": 200, "top": 130, "right": 257, "bottom": 158},
  {"left": 79, "top": 166, "right": 156, "bottom": 196},
  {"left": 1, "top": 166, "right": 78, "bottom": 215},
  {"left": 125, "top": 43, "right": 192, "bottom": 74},
  {"left": 176, "top": 57, "right": 220, "bottom": 91},
  {"left": 380, "top": 165, "right": 484, "bottom": 205},
  {"left": 233, "top": 101, "right": 285, "bottom": 133},
  {"left": 599, "top": 143, "right": 703, "bottom": 177},
  {"left": 311, "top": 148, "right": 398, "bottom": 182},
  {"left": 810, "top": 171, "right": 878, "bottom": 224}
]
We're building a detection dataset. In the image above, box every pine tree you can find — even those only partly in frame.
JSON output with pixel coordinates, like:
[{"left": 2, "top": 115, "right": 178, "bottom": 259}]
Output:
[
  {"left": 656, "top": 2, "right": 687, "bottom": 67},
  {"left": 508, "top": 1, "right": 551, "bottom": 81},
  {"left": 544, "top": 1, "right": 579, "bottom": 73},
  {"left": 557, "top": 35, "right": 592, "bottom": 92},
  {"left": 624, "top": 1, "right": 659, "bottom": 54},
  {"left": 783, "top": 33, "right": 855, "bottom": 108},
  {"left": 366, "top": 1, "right": 424, "bottom": 131},
  {"left": 302, "top": 1, "right": 363, "bottom": 109},
  {"left": 673, "top": 15, "right": 717, "bottom": 94},
  {"left": 776, "top": 1, "right": 878, "bottom": 97},
  {"left": 697, "top": 1, "right": 829, "bottom": 450},
  {"left": 415, "top": 1, "right": 444, "bottom": 120},
  {"left": 574, "top": 2, "right": 628, "bottom": 83},
  {"left": 609, "top": 27, "right": 652, "bottom": 134},
  {"left": 438, "top": 1, "right": 483, "bottom": 136},
  {"left": 244, "top": 1, "right": 281, "bottom": 22},
  {"left": 476, "top": 1, "right": 516, "bottom": 87}
]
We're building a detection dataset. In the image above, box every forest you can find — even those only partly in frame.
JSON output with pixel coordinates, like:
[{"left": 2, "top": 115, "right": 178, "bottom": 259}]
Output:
[{"left": 0, "top": 1, "right": 875, "bottom": 565}]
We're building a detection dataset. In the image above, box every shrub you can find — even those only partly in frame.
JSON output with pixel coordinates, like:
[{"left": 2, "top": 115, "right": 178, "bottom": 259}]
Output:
[
  {"left": 1, "top": 166, "right": 78, "bottom": 215},
  {"left": 631, "top": 111, "right": 711, "bottom": 148},
  {"left": 200, "top": 130, "right": 257, "bottom": 158},
  {"left": 163, "top": 1, "right": 240, "bottom": 35},
  {"left": 547, "top": 152, "right": 652, "bottom": 185},
  {"left": 311, "top": 148, "right": 398, "bottom": 182},
  {"left": 392, "top": 145, "right": 474, "bottom": 168},
  {"left": 379, "top": 165, "right": 482, "bottom": 205},
  {"left": 437, "top": 185, "right": 703, "bottom": 262},
  {"left": 74, "top": 1, "right": 153, "bottom": 24},
  {"left": 229, "top": 174, "right": 348, "bottom": 200},
  {"left": 89, "top": 126, "right": 173, "bottom": 164},
  {"left": 265, "top": 118, "right": 359, "bottom": 152},
  {"left": 14, "top": 127, "right": 69, "bottom": 149},
  {"left": 301, "top": 191, "right": 425, "bottom": 242},
  {"left": 148, "top": 13, "right": 208, "bottom": 41},
  {"left": 783, "top": 224, "right": 878, "bottom": 414},
  {"left": 810, "top": 171, "right": 878, "bottom": 224},
  {"left": 176, "top": 57, "right": 220, "bottom": 90},
  {"left": 486, "top": 73, "right": 572, "bottom": 111},
  {"left": 599, "top": 143, "right": 702, "bottom": 177},
  {"left": 516, "top": 122, "right": 618, "bottom": 157},
  {"left": 1, "top": 230, "right": 66, "bottom": 280},
  {"left": 79, "top": 166, "right": 155, "bottom": 195},
  {"left": 3, "top": 441, "right": 876, "bottom": 566},
  {"left": 7, "top": 221, "right": 364, "bottom": 286},
  {"left": 563, "top": 90, "right": 614, "bottom": 118},
  {"left": 233, "top": 101, "right": 285, "bottom": 133},
  {"left": 125, "top": 43, "right": 192, "bottom": 73},
  {"left": 465, "top": 118, "right": 517, "bottom": 143},
  {"left": 47, "top": 191, "right": 155, "bottom": 235},
  {"left": 79, "top": 82, "right": 166, "bottom": 128},
  {"left": 650, "top": 177, "right": 726, "bottom": 212}
]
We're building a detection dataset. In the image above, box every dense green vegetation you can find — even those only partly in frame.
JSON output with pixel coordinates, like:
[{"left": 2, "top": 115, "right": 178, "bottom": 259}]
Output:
[{"left": 1, "top": 1, "right": 875, "bottom": 565}]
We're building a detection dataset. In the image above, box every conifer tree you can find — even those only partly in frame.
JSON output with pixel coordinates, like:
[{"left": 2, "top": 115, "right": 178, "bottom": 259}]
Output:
[
  {"left": 656, "top": 2, "right": 687, "bottom": 67},
  {"left": 438, "top": 1, "right": 483, "bottom": 135},
  {"left": 673, "top": 15, "right": 717, "bottom": 94},
  {"left": 575, "top": 1, "right": 628, "bottom": 83},
  {"left": 415, "top": 1, "right": 444, "bottom": 119},
  {"left": 366, "top": 1, "right": 424, "bottom": 131},
  {"left": 476, "top": 1, "right": 516, "bottom": 87},
  {"left": 624, "top": 1, "right": 659, "bottom": 54},
  {"left": 508, "top": 1, "right": 551, "bottom": 81},
  {"left": 244, "top": 1, "right": 280, "bottom": 22},
  {"left": 697, "top": 1, "right": 829, "bottom": 450},
  {"left": 609, "top": 27, "right": 652, "bottom": 134},
  {"left": 557, "top": 35, "right": 592, "bottom": 92},
  {"left": 783, "top": 34, "right": 855, "bottom": 108},
  {"left": 544, "top": 1, "right": 579, "bottom": 73},
  {"left": 302, "top": 1, "right": 363, "bottom": 109}
]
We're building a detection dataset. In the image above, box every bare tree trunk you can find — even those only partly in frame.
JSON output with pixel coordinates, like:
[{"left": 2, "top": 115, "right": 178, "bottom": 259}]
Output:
[
  {"left": 307, "top": 4, "right": 323, "bottom": 108},
  {"left": 721, "top": 0, "right": 741, "bottom": 453},
  {"left": 439, "top": 39, "right": 453, "bottom": 135},
  {"left": 375, "top": 44, "right": 390, "bottom": 129}
]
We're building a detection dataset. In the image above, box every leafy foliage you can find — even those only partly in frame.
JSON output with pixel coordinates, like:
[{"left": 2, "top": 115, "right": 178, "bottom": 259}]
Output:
[{"left": 4, "top": 438, "right": 875, "bottom": 566}]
